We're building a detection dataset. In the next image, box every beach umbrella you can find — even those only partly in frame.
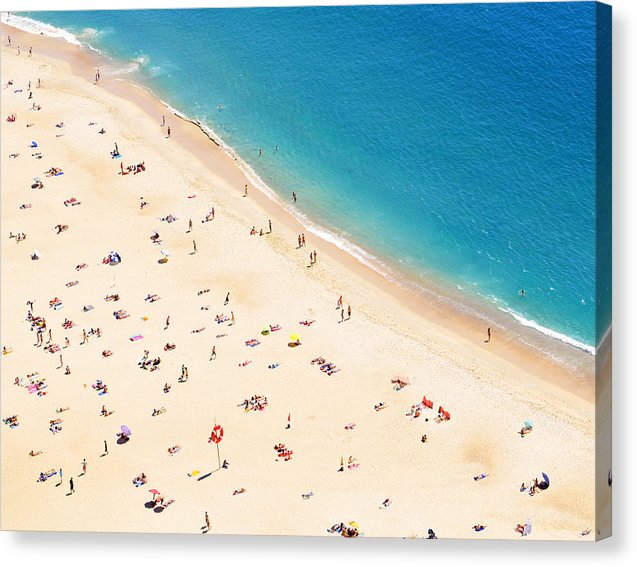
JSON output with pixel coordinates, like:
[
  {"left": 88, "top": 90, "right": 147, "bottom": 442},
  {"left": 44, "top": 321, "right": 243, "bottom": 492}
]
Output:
[
  {"left": 209, "top": 424, "right": 224, "bottom": 444},
  {"left": 121, "top": 425, "right": 132, "bottom": 436},
  {"left": 290, "top": 334, "right": 300, "bottom": 342},
  {"left": 210, "top": 421, "right": 224, "bottom": 470},
  {"left": 348, "top": 521, "right": 360, "bottom": 529},
  {"left": 160, "top": 250, "right": 170, "bottom": 257},
  {"left": 148, "top": 489, "right": 160, "bottom": 495},
  {"left": 524, "top": 420, "right": 534, "bottom": 428}
]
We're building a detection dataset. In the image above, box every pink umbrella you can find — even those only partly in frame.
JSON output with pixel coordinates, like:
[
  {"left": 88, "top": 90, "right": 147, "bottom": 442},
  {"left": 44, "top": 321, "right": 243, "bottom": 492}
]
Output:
[{"left": 148, "top": 489, "right": 160, "bottom": 495}]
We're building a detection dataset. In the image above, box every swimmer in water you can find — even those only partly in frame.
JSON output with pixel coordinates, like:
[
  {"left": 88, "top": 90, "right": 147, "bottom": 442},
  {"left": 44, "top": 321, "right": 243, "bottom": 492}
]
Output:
[{"left": 519, "top": 289, "right": 526, "bottom": 296}]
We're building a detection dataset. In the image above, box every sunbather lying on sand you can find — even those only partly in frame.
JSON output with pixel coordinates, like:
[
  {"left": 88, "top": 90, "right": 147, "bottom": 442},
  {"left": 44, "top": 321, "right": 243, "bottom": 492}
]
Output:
[{"left": 132, "top": 473, "right": 147, "bottom": 487}]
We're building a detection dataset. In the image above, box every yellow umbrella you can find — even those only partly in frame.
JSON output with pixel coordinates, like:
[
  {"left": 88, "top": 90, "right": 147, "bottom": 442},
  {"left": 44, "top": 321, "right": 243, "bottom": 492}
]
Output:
[
  {"left": 348, "top": 521, "right": 360, "bottom": 529},
  {"left": 290, "top": 334, "right": 300, "bottom": 342}
]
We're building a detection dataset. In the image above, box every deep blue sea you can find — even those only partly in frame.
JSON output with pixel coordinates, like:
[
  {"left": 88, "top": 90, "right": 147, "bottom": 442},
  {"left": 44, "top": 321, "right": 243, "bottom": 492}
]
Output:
[{"left": 8, "top": 3, "right": 610, "bottom": 354}]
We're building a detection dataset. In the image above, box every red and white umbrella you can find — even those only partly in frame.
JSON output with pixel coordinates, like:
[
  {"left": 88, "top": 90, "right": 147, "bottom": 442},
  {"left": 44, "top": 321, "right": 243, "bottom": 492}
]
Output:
[{"left": 209, "top": 424, "right": 224, "bottom": 444}]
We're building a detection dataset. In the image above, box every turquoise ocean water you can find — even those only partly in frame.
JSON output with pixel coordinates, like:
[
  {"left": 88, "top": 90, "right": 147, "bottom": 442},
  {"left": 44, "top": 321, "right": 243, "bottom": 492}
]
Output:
[{"left": 6, "top": 3, "right": 610, "bottom": 356}]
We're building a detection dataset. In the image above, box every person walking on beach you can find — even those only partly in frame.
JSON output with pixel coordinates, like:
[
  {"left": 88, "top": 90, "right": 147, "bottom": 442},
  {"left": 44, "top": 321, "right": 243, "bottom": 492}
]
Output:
[
  {"left": 69, "top": 477, "right": 75, "bottom": 494},
  {"left": 58, "top": 468, "right": 63, "bottom": 486},
  {"left": 161, "top": 115, "right": 165, "bottom": 127},
  {"left": 209, "top": 346, "right": 216, "bottom": 361},
  {"left": 29, "top": 46, "right": 32, "bottom": 57},
  {"left": 204, "top": 511, "right": 211, "bottom": 533},
  {"left": 301, "top": 234, "right": 306, "bottom": 247},
  {"left": 81, "top": 458, "right": 87, "bottom": 476},
  {"left": 347, "top": 305, "right": 351, "bottom": 320},
  {"left": 165, "top": 316, "right": 170, "bottom": 330},
  {"left": 82, "top": 329, "right": 88, "bottom": 345},
  {"left": 65, "top": 365, "right": 71, "bottom": 375},
  {"left": 297, "top": 235, "right": 302, "bottom": 248},
  {"left": 17, "top": 46, "right": 20, "bottom": 55},
  {"left": 231, "top": 311, "right": 235, "bottom": 325},
  {"left": 187, "top": 219, "right": 193, "bottom": 233},
  {"left": 268, "top": 219, "right": 272, "bottom": 233},
  {"left": 7, "top": 36, "right": 10, "bottom": 46},
  {"left": 486, "top": 327, "right": 491, "bottom": 343},
  {"left": 59, "top": 354, "right": 63, "bottom": 369},
  {"left": 104, "top": 440, "right": 108, "bottom": 455},
  {"left": 313, "top": 250, "right": 317, "bottom": 264},
  {"left": 341, "top": 309, "right": 345, "bottom": 323},
  {"left": 310, "top": 253, "right": 314, "bottom": 266},
  {"left": 244, "top": 184, "right": 248, "bottom": 197},
  {"left": 192, "top": 240, "right": 197, "bottom": 254},
  {"left": 167, "top": 126, "right": 171, "bottom": 138},
  {"left": 224, "top": 292, "right": 230, "bottom": 305}
]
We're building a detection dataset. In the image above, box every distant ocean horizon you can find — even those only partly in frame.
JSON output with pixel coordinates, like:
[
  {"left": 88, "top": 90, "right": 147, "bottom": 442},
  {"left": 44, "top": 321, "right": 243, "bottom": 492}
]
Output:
[{"left": 3, "top": 3, "right": 610, "bottom": 358}]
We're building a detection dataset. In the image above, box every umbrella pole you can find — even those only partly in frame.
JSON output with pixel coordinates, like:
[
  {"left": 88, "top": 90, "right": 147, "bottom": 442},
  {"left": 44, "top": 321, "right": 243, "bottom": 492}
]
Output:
[{"left": 216, "top": 442, "right": 221, "bottom": 470}]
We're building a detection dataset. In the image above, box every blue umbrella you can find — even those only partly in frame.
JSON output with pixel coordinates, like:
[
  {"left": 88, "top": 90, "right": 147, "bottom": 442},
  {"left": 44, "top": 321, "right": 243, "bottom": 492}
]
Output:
[{"left": 537, "top": 472, "right": 550, "bottom": 490}]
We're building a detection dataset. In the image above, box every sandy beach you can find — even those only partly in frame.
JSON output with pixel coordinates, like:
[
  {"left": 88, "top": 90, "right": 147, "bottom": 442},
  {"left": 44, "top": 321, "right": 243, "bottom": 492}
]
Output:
[{"left": 1, "top": 25, "right": 607, "bottom": 540}]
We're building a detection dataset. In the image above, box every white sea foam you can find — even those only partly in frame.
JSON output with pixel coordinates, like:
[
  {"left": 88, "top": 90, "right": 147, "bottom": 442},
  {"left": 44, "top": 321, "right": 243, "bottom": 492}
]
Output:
[
  {"left": 133, "top": 54, "right": 149, "bottom": 66},
  {"left": 498, "top": 307, "right": 596, "bottom": 355},
  {"left": 2, "top": 13, "right": 82, "bottom": 46},
  {"left": 1, "top": 13, "right": 108, "bottom": 58}
]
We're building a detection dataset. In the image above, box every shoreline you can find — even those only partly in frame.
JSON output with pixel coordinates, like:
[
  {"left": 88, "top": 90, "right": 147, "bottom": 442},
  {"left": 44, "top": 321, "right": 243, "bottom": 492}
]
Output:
[
  {"left": 0, "top": 14, "right": 602, "bottom": 363},
  {"left": 0, "top": 19, "right": 596, "bottom": 405}
]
